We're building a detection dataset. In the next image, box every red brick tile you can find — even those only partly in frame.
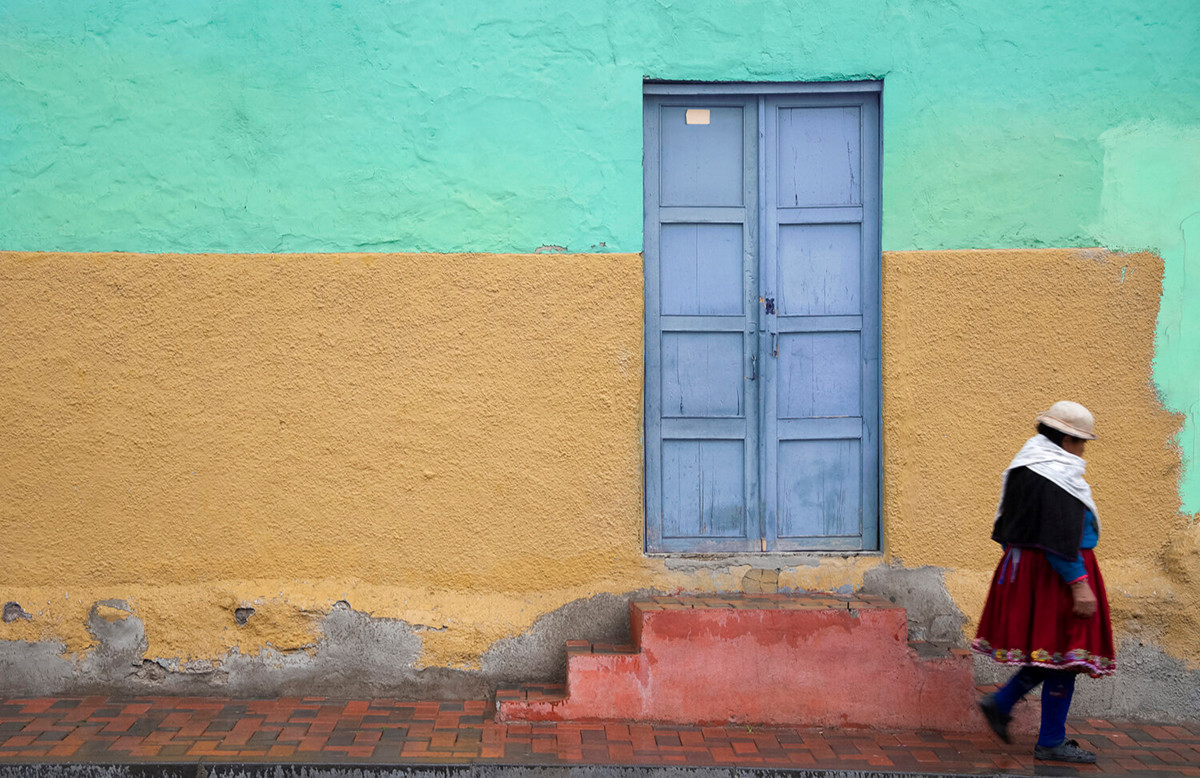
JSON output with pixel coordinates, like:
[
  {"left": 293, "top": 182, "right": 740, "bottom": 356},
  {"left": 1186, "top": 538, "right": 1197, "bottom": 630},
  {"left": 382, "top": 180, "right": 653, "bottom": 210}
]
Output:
[
  {"left": 296, "top": 736, "right": 328, "bottom": 751},
  {"left": 604, "top": 723, "right": 630, "bottom": 740},
  {"left": 178, "top": 721, "right": 209, "bottom": 737},
  {"left": 337, "top": 745, "right": 375, "bottom": 758},
  {"left": 11, "top": 748, "right": 49, "bottom": 758},
  {"left": 401, "top": 742, "right": 430, "bottom": 757},
  {"left": 186, "top": 741, "right": 220, "bottom": 756},
  {"left": 46, "top": 743, "right": 81, "bottom": 757},
  {"left": 21, "top": 717, "right": 59, "bottom": 733},
  {"left": 797, "top": 751, "right": 828, "bottom": 766},
  {"left": 111, "top": 735, "right": 146, "bottom": 751},
  {"left": 608, "top": 742, "right": 635, "bottom": 760},
  {"left": 12, "top": 700, "right": 54, "bottom": 715},
  {"left": 430, "top": 731, "right": 457, "bottom": 749},
  {"left": 709, "top": 745, "right": 737, "bottom": 762},
  {"left": 406, "top": 721, "right": 434, "bottom": 738},
  {"left": 411, "top": 702, "right": 440, "bottom": 717}
]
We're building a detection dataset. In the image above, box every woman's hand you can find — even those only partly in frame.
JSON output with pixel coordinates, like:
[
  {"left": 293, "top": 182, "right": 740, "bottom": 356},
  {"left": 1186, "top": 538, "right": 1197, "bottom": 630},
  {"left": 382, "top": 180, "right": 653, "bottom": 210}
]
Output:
[{"left": 1070, "top": 580, "right": 1097, "bottom": 619}]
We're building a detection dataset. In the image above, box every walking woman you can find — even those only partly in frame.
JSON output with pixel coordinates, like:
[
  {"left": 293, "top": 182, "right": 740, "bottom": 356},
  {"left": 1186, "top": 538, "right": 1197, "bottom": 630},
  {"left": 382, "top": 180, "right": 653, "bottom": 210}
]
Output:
[{"left": 972, "top": 401, "right": 1115, "bottom": 764}]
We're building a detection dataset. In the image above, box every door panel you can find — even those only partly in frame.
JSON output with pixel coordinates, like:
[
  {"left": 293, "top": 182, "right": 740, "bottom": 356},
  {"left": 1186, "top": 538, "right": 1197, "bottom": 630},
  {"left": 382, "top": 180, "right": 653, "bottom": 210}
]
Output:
[
  {"left": 661, "top": 224, "right": 744, "bottom": 315},
  {"left": 645, "top": 96, "right": 759, "bottom": 553},
  {"left": 776, "top": 106, "right": 862, "bottom": 207},
  {"left": 660, "top": 106, "right": 745, "bottom": 207},
  {"left": 777, "top": 439, "right": 862, "bottom": 538},
  {"left": 663, "top": 440, "right": 748, "bottom": 538},
  {"left": 776, "top": 332, "right": 861, "bottom": 419},
  {"left": 645, "top": 87, "right": 878, "bottom": 554},
  {"left": 777, "top": 224, "right": 861, "bottom": 316},
  {"left": 761, "top": 93, "right": 879, "bottom": 553},
  {"left": 661, "top": 333, "right": 745, "bottom": 418}
]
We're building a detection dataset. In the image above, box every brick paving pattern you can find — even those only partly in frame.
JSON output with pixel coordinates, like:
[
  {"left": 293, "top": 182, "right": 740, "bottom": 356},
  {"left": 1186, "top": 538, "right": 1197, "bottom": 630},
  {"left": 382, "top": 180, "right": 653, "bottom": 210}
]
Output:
[{"left": 0, "top": 697, "right": 1197, "bottom": 776}]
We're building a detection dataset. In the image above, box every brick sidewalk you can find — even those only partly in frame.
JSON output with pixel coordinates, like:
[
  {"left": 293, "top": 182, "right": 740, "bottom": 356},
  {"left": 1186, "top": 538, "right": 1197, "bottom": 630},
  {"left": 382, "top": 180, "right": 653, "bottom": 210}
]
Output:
[{"left": 1, "top": 697, "right": 1197, "bottom": 776}]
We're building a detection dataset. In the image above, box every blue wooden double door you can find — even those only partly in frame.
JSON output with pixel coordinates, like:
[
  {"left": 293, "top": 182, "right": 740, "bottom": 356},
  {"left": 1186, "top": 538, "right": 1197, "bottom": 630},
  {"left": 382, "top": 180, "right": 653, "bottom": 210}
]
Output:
[{"left": 644, "top": 87, "right": 881, "bottom": 553}]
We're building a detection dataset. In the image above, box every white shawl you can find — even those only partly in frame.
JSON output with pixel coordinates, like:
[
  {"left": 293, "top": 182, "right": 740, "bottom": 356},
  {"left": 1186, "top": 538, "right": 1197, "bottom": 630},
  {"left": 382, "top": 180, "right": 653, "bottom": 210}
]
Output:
[{"left": 993, "top": 434, "right": 1100, "bottom": 530}]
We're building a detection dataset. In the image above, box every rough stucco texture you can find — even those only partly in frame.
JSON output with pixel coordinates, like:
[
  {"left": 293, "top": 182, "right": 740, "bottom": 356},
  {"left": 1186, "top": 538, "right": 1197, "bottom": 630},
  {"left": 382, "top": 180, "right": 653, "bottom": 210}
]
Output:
[
  {"left": 0, "top": 251, "right": 645, "bottom": 587},
  {"left": 0, "top": 251, "right": 640, "bottom": 660},
  {"left": 881, "top": 249, "right": 1198, "bottom": 667},
  {"left": 2, "top": 249, "right": 1196, "bottom": 682}
]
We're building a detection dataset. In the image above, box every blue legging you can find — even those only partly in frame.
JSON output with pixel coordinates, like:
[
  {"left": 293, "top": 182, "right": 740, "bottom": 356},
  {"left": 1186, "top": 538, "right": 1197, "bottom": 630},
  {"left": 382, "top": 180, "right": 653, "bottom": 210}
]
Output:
[{"left": 992, "top": 666, "right": 1077, "bottom": 747}]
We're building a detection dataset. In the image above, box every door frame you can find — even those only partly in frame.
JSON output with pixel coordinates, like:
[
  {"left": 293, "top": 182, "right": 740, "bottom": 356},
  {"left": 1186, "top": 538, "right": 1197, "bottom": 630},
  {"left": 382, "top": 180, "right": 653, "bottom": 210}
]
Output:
[{"left": 643, "top": 80, "right": 884, "bottom": 554}]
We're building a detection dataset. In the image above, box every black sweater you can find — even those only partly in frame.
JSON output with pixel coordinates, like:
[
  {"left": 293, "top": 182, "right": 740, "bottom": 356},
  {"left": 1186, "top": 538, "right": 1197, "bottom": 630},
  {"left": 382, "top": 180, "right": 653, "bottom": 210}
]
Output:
[{"left": 992, "top": 466, "right": 1086, "bottom": 560}]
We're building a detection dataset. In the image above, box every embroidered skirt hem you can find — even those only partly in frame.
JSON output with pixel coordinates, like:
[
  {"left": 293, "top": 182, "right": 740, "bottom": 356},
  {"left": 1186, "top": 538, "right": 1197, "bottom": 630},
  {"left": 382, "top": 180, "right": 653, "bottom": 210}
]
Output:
[{"left": 972, "top": 547, "right": 1115, "bottom": 678}]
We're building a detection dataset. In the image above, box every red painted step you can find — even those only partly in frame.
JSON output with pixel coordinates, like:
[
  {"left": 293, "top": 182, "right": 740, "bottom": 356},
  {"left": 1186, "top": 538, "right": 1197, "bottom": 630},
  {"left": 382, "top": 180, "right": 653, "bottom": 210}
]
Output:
[{"left": 497, "top": 593, "right": 979, "bottom": 731}]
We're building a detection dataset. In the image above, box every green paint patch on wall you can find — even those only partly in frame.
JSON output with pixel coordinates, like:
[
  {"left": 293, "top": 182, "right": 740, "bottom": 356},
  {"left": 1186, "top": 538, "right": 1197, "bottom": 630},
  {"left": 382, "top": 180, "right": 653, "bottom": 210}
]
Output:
[{"left": 1091, "top": 123, "right": 1200, "bottom": 512}]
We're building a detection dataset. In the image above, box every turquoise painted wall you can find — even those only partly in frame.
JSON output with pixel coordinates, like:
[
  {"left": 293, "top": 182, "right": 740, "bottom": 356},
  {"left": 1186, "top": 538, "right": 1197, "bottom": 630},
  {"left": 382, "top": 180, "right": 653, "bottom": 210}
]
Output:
[{"left": 2, "top": 0, "right": 1197, "bottom": 507}]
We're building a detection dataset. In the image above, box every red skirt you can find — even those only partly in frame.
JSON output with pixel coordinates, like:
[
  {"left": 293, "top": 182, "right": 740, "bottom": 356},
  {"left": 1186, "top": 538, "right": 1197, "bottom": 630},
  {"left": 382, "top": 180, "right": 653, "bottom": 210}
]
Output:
[{"left": 971, "top": 547, "right": 1115, "bottom": 677}]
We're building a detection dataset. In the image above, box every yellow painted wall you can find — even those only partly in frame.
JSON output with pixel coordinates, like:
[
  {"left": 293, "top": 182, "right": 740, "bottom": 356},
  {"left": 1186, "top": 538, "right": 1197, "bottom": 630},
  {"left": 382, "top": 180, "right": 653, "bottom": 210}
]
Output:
[
  {"left": 881, "top": 249, "right": 1197, "bottom": 665},
  {"left": 1, "top": 249, "right": 1195, "bottom": 672}
]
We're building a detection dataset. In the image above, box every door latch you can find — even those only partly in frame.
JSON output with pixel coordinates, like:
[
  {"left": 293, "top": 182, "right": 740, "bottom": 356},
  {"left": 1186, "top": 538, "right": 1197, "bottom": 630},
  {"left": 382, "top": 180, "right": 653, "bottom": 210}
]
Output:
[{"left": 763, "top": 297, "right": 775, "bottom": 314}]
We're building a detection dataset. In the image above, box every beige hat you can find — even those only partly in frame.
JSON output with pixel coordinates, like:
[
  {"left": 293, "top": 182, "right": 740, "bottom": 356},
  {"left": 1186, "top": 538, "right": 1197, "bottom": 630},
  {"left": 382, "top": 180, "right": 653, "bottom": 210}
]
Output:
[{"left": 1037, "top": 400, "right": 1097, "bottom": 440}]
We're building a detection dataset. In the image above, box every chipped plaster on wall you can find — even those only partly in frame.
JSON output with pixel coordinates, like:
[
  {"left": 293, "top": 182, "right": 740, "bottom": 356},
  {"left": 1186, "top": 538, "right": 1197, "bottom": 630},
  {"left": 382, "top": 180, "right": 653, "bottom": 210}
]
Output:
[{"left": 2, "top": 248, "right": 1196, "bottom": 716}]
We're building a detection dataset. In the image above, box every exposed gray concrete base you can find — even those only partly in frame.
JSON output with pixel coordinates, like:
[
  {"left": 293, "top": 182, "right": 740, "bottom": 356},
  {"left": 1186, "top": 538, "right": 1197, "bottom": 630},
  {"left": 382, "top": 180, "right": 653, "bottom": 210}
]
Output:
[
  {"left": 0, "top": 765, "right": 1022, "bottom": 778},
  {"left": 480, "top": 593, "right": 639, "bottom": 683},
  {"left": 860, "top": 565, "right": 967, "bottom": 644},
  {"left": 972, "top": 638, "right": 1200, "bottom": 723},
  {"left": 2, "top": 579, "right": 1198, "bottom": 725},
  {"left": 0, "top": 594, "right": 640, "bottom": 700}
]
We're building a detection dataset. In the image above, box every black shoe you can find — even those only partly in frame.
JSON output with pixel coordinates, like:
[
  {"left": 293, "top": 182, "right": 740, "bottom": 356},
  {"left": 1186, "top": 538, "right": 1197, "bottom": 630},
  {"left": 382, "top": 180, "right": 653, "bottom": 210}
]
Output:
[
  {"left": 1034, "top": 739, "right": 1097, "bottom": 763},
  {"left": 978, "top": 694, "right": 1012, "bottom": 743}
]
